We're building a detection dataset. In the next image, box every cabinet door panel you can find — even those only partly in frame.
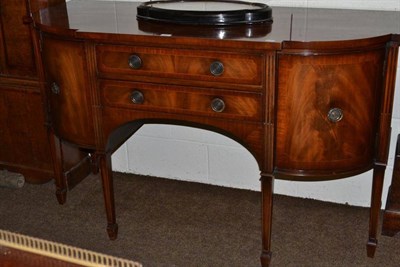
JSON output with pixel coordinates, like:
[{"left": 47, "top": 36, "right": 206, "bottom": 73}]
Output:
[
  {"left": 276, "top": 49, "right": 385, "bottom": 178},
  {"left": 0, "top": 0, "right": 36, "bottom": 77},
  {"left": 0, "top": 86, "right": 53, "bottom": 175},
  {"left": 42, "top": 36, "right": 96, "bottom": 148}
]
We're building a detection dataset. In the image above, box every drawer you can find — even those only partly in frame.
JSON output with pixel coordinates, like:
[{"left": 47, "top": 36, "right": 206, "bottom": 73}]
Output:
[
  {"left": 100, "top": 81, "right": 263, "bottom": 122},
  {"left": 96, "top": 45, "right": 264, "bottom": 91}
]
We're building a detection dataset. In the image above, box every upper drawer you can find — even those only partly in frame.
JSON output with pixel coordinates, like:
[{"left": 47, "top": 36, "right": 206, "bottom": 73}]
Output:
[{"left": 96, "top": 45, "right": 264, "bottom": 91}]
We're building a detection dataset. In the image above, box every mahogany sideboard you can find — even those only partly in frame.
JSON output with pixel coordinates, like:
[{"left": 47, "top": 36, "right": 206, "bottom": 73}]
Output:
[{"left": 31, "top": 1, "right": 400, "bottom": 266}]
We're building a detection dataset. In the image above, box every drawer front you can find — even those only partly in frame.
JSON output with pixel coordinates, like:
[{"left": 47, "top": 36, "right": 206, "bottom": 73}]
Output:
[
  {"left": 100, "top": 81, "right": 262, "bottom": 122},
  {"left": 96, "top": 45, "right": 264, "bottom": 90}
]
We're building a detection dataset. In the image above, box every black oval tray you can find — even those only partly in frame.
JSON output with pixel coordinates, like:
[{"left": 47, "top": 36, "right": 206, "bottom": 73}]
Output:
[
  {"left": 136, "top": 0, "right": 273, "bottom": 26},
  {"left": 138, "top": 20, "right": 272, "bottom": 39}
]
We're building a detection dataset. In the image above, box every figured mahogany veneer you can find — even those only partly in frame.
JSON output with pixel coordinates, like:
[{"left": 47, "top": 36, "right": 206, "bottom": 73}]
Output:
[
  {"left": 31, "top": 1, "right": 400, "bottom": 266},
  {"left": 42, "top": 37, "right": 96, "bottom": 148},
  {"left": 97, "top": 45, "right": 264, "bottom": 90},
  {"left": 101, "top": 81, "right": 263, "bottom": 121},
  {"left": 276, "top": 48, "right": 385, "bottom": 178}
]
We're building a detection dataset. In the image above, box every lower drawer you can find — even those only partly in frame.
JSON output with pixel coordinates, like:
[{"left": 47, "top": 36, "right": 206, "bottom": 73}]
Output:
[{"left": 100, "top": 80, "right": 263, "bottom": 122}]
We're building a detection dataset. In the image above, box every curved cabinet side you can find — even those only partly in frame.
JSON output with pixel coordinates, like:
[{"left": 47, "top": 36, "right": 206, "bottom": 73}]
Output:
[
  {"left": 275, "top": 47, "right": 386, "bottom": 179},
  {"left": 41, "top": 35, "right": 95, "bottom": 148}
]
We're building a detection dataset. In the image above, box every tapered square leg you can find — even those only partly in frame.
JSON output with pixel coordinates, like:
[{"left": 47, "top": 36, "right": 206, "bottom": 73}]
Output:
[
  {"left": 48, "top": 132, "right": 67, "bottom": 205},
  {"left": 367, "top": 163, "right": 385, "bottom": 258},
  {"left": 260, "top": 174, "right": 274, "bottom": 267},
  {"left": 98, "top": 152, "right": 118, "bottom": 240}
]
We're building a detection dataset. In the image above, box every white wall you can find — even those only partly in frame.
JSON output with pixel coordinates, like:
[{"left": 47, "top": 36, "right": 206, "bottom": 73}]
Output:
[
  {"left": 105, "top": 0, "right": 400, "bottom": 208},
  {"left": 90, "top": 0, "right": 400, "bottom": 10}
]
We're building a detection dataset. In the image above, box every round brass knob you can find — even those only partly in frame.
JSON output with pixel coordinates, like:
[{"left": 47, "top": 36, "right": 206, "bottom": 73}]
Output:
[
  {"left": 131, "top": 90, "right": 144, "bottom": 104},
  {"left": 51, "top": 82, "right": 60, "bottom": 95},
  {"left": 211, "top": 98, "right": 225, "bottom": 113},
  {"left": 327, "top": 108, "right": 343, "bottom": 122},
  {"left": 210, "top": 61, "right": 224, "bottom": 76},
  {"left": 128, "top": 54, "right": 142, "bottom": 69}
]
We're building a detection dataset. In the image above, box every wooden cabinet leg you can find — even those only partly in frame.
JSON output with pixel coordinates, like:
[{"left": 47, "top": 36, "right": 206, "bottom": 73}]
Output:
[
  {"left": 89, "top": 153, "right": 100, "bottom": 175},
  {"left": 48, "top": 131, "right": 67, "bottom": 205},
  {"left": 260, "top": 174, "right": 274, "bottom": 267},
  {"left": 98, "top": 152, "right": 118, "bottom": 240},
  {"left": 366, "top": 163, "right": 386, "bottom": 258}
]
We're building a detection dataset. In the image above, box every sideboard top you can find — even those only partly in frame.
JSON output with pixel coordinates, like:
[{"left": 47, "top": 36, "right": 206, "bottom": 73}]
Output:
[{"left": 34, "top": 0, "right": 400, "bottom": 44}]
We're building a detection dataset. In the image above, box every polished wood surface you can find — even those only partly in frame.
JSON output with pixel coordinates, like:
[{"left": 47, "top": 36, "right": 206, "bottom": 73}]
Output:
[
  {"left": 42, "top": 37, "right": 96, "bottom": 148},
  {"left": 97, "top": 45, "right": 264, "bottom": 89},
  {"left": 0, "top": 82, "right": 53, "bottom": 180},
  {"left": 0, "top": 0, "right": 36, "bottom": 77},
  {"left": 101, "top": 81, "right": 262, "bottom": 121},
  {"left": 276, "top": 40, "right": 387, "bottom": 179},
  {"left": 33, "top": 1, "right": 400, "bottom": 42},
  {"left": 31, "top": 1, "right": 400, "bottom": 266}
]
